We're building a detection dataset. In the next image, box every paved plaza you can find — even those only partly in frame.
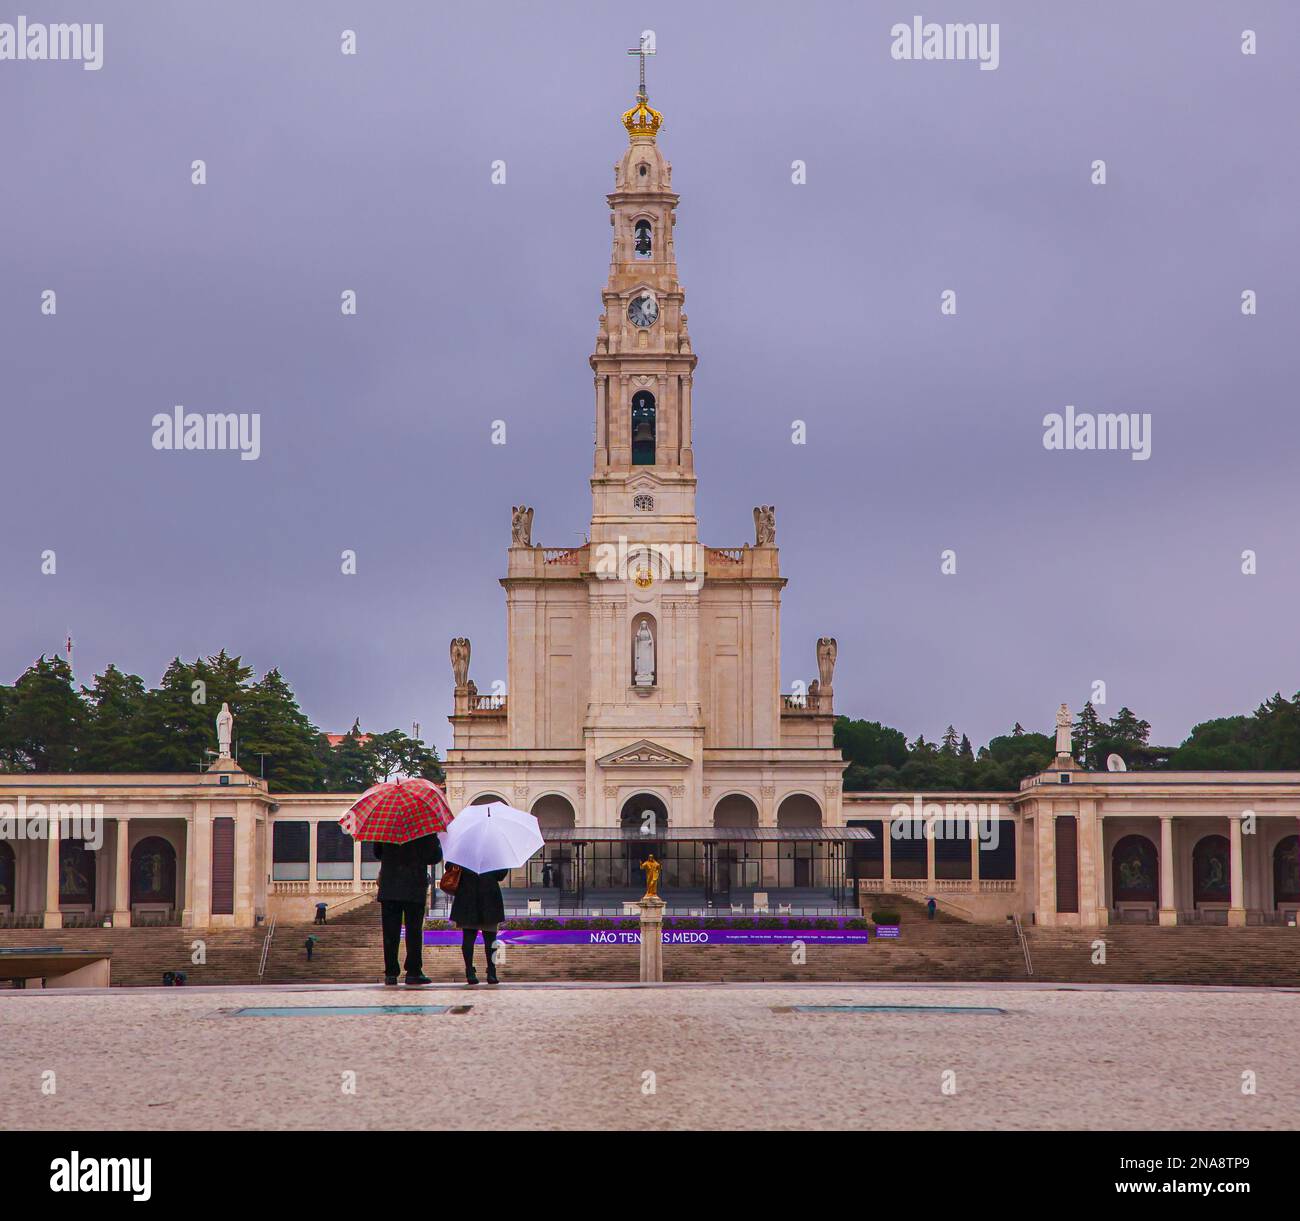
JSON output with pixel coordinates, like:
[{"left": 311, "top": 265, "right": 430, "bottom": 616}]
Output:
[{"left": 2, "top": 982, "right": 1298, "bottom": 1130}]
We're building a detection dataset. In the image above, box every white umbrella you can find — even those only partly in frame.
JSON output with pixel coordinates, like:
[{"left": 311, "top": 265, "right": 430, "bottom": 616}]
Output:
[{"left": 439, "top": 801, "right": 544, "bottom": 874}]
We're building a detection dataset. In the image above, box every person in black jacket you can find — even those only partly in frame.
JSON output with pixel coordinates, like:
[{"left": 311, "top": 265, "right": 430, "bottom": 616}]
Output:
[
  {"left": 374, "top": 834, "right": 443, "bottom": 986},
  {"left": 450, "top": 866, "right": 508, "bottom": 985}
]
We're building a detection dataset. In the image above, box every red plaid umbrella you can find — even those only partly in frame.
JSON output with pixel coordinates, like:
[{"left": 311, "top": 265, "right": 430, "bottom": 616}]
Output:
[{"left": 339, "top": 778, "right": 453, "bottom": 843}]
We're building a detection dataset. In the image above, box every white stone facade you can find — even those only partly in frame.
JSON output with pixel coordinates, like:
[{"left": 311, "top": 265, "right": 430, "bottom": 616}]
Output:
[{"left": 441, "top": 93, "right": 844, "bottom": 833}]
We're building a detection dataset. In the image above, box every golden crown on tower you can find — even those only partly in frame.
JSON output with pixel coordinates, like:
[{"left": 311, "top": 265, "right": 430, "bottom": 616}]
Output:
[{"left": 622, "top": 97, "right": 663, "bottom": 138}]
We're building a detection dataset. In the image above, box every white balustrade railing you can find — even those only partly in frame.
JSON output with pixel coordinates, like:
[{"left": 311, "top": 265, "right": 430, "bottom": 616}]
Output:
[
  {"left": 855, "top": 877, "right": 1019, "bottom": 894},
  {"left": 271, "top": 879, "right": 376, "bottom": 897}
]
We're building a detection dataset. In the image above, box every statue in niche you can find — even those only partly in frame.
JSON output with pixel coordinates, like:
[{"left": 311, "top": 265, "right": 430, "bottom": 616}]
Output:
[
  {"left": 753, "top": 505, "right": 776, "bottom": 546},
  {"left": 816, "top": 638, "right": 837, "bottom": 691},
  {"left": 450, "top": 637, "right": 471, "bottom": 689},
  {"left": 511, "top": 505, "right": 534, "bottom": 547},
  {"left": 633, "top": 620, "right": 655, "bottom": 687}
]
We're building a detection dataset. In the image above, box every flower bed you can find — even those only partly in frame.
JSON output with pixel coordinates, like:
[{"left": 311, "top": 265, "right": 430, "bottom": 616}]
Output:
[
  {"left": 480, "top": 915, "right": 869, "bottom": 931},
  {"left": 420, "top": 913, "right": 877, "bottom": 944}
]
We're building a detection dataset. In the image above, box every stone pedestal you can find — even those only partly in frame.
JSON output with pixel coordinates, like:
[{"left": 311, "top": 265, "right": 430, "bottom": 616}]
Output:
[{"left": 638, "top": 895, "right": 665, "bottom": 982}]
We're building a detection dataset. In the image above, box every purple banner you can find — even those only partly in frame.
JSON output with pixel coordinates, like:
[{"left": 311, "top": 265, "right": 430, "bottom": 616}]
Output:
[{"left": 421, "top": 928, "right": 873, "bottom": 946}]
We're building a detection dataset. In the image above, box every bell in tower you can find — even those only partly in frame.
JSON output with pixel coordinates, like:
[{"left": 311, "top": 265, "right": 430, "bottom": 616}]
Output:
[{"left": 631, "top": 391, "right": 656, "bottom": 464}]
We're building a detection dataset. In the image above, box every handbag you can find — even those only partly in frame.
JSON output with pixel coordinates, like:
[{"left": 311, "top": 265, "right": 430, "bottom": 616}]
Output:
[{"left": 439, "top": 863, "right": 462, "bottom": 895}]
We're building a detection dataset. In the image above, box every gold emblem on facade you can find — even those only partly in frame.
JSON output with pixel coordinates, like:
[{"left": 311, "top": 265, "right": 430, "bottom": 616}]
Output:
[{"left": 634, "top": 566, "right": 653, "bottom": 589}]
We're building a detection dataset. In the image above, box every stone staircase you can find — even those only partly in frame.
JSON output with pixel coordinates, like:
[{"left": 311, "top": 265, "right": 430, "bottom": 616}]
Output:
[
  {"left": 0, "top": 926, "right": 264, "bottom": 987},
  {"left": 864, "top": 890, "right": 969, "bottom": 925},
  {"left": 5, "top": 915, "right": 1297, "bottom": 988},
  {"left": 1026, "top": 925, "right": 1300, "bottom": 987}
]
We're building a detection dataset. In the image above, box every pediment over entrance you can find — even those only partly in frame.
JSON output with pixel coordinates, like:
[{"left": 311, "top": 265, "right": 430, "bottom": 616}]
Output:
[{"left": 597, "top": 739, "right": 692, "bottom": 768}]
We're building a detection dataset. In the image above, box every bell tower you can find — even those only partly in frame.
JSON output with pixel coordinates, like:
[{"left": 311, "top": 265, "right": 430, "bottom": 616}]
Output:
[{"left": 589, "top": 52, "right": 698, "bottom": 549}]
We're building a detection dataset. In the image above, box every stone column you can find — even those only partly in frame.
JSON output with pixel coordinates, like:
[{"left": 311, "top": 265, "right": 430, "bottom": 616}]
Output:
[
  {"left": 969, "top": 813, "right": 980, "bottom": 888},
  {"left": 1158, "top": 815, "right": 1177, "bottom": 926},
  {"left": 1228, "top": 815, "right": 1246, "bottom": 926},
  {"left": 353, "top": 832, "right": 363, "bottom": 889},
  {"left": 1095, "top": 812, "right": 1109, "bottom": 925},
  {"left": 187, "top": 806, "right": 213, "bottom": 928},
  {"left": 1035, "top": 809, "right": 1056, "bottom": 927},
  {"left": 882, "top": 819, "right": 893, "bottom": 882},
  {"left": 1077, "top": 799, "right": 1098, "bottom": 928},
  {"left": 43, "top": 833, "right": 62, "bottom": 929},
  {"left": 182, "top": 813, "right": 196, "bottom": 926},
  {"left": 308, "top": 819, "right": 319, "bottom": 893},
  {"left": 638, "top": 895, "right": 665, "bottom": 982},
  {"left": 925, "top": 811, "right": 936, "bottom": 884},
  {"left": 112, "top": 819, "right": 131, "bottom": 927},
  {"left": 234, "top": 807, "right": 255, "bottom": 926}
]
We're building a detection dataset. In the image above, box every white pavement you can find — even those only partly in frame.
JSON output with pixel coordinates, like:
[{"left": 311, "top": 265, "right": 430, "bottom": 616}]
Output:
[{"left": 2, "top": 983, "right": 1297, "bottom": 1130}]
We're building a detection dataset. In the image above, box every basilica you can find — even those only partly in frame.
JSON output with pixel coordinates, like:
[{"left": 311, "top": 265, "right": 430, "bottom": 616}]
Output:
[{"left": 439, "top": 81, "right": 855, "bottom": 902}]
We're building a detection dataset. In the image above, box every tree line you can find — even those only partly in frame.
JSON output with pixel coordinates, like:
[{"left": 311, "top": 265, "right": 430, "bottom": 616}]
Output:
[
  {"left": 836, "top": 692, "right": 1300, "bottom": 792},
  {"left": 0, "top": 651, "right": 442, "bottom": 794}
]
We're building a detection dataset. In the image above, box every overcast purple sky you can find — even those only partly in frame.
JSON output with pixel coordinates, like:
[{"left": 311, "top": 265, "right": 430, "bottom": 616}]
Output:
[{"left": 2, "top": 1, "right": 1297, "bottom": 755}]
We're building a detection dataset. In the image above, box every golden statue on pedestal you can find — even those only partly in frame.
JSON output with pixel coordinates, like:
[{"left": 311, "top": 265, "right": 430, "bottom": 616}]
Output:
[{"left": 640, "top": 853, "right": 662, "bottom": 899}]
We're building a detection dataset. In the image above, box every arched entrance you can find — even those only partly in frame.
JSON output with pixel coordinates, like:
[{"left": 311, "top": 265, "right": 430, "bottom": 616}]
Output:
[
  {"left": 714, "top": 793, "right": 758, "bottom": 828},
  {"left": 470, "top": 793, "right": 506, "bottom": 806},
  {"left": 1192, "top": 835, "right": 1231, "bottom": 907},
  {"left": 712, "top": 794, "right": 760, "bottom": 898},
  {"left": 531, "top": 794, "right": 577, "bottom": 895},
  {"left": 531, "top": 794, "right": 575, "bottom": 829},
  {"left": 1111, "top": 834, "right": 1158, "bottom": 903},
  {"left": 131, "top": 836, "right": 177, "bottom": 907},
  {"left": 1273, "top": 835, "right": 1300, "bottom": 907},
  {"left": 621, "top": 792, "right": 668, "bottom": 834},
  {"left": 0, "top": 841, "right": 14, "bottom": 911},
  {"left": 777, "top": 794, "right": 823, "bottom": 888},
  {"left": 776, "top": 793, "right": 822, "bottom": 828},
  {"left": 621, "top": 792, "right": 668, "bottom": 890}
]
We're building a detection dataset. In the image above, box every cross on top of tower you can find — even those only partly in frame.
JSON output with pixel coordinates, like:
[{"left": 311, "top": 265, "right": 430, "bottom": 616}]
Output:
[
  {"left": 622, "top": 34, "right": 662, "bottom": 139},
  {"left": 626, "top": 35, "right": 654, "bottom": 103}
]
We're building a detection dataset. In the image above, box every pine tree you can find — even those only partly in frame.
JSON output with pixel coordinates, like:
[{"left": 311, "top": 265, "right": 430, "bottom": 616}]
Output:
[
  {"left": 0, "top": 655, "right": 83, "bottom": 771},
  {"left": 958, "top": 733, "right": 974, "bottom": 761},
  {"left": 1074, "top": 702, "right": 1104, "bottom": 769},
  {"left": 236, "top": 668, "right": 325, "bottom": 792},
  {"left": 1107, "top": 707, "right": 1151, "bottom": 746},
  {"left": 323, "top": 723, "right": 376, "bottom": 792},
  {"left": 940, "top": 725, "right": 960, "bottom": 756},
  {"left": 368, "top": 730, "right": 409, "bottom": 783},
  {"left": 1012, "top": 722, "right": 1025, "bottom": 736},
  {"left": 79, "top": 665, "right": 150, "bottom": 771},
  {"left": 367, "top": 729, "right": 444, "bottom": 783}
]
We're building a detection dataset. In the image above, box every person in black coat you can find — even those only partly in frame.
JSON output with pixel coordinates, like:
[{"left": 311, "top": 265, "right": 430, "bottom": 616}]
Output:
[
  {"left": 449, "top": 866, "right": 508, "bottom": 985},
  {"left": 374, "top": 833, "right": 443, "bottom": 985}
]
